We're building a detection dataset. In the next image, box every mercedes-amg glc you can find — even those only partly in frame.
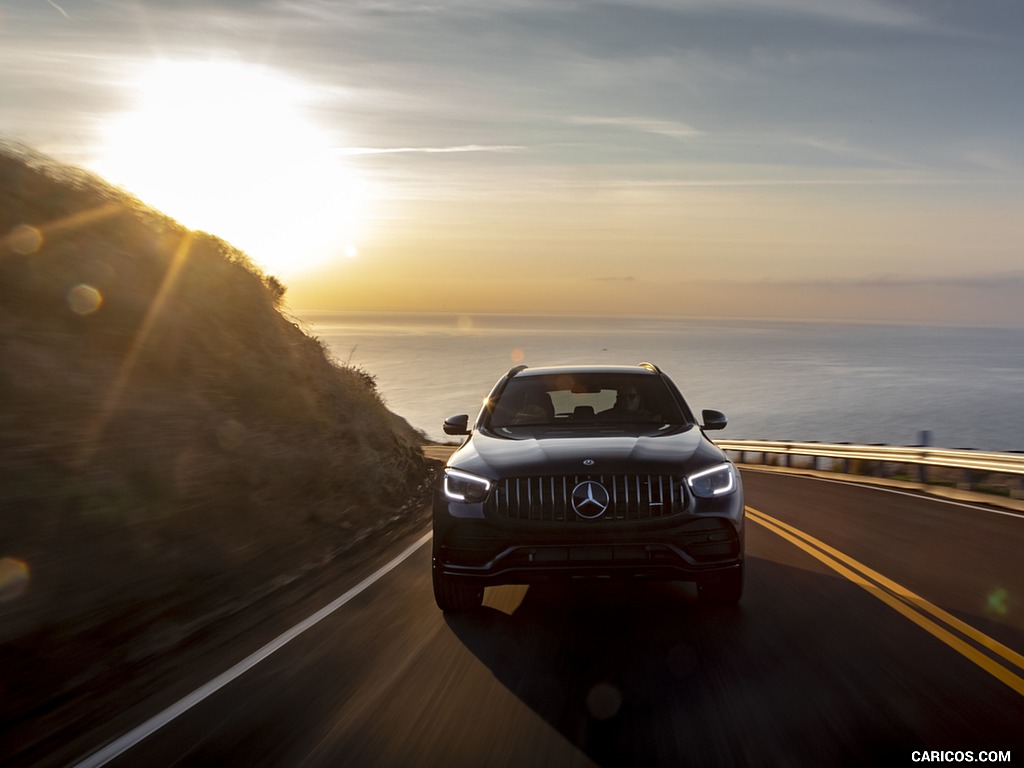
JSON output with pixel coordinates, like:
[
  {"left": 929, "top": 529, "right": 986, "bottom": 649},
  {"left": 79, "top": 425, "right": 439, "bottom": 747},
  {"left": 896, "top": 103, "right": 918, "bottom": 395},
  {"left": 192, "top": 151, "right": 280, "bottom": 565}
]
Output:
[{"left": 432, "top": 363, "right": 744, "bottom": 611}]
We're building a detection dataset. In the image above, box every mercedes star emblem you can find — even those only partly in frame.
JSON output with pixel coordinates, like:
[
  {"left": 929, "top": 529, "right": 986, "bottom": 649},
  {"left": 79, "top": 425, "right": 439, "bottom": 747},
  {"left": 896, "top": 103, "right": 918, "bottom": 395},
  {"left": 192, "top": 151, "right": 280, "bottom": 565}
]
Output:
[{"left": 571, "top": 480, "right": 610, "bottom": 519}]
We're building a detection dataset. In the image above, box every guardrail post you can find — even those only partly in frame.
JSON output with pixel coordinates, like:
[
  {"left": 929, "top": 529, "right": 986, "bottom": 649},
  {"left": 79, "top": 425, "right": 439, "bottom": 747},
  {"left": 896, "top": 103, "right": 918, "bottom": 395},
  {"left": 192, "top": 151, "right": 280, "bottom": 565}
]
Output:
[
  {"left": 917, "top": 432, "right": 932, "bottom": 484},
  {"left": 870, "top": 445, "right": 885, "bottom": 478}
]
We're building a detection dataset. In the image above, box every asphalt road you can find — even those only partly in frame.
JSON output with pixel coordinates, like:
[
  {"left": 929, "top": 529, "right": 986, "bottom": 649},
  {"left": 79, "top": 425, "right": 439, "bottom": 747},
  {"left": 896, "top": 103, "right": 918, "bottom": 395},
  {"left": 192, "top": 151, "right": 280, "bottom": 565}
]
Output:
[{"left": 72, "top": 470, "right": 1024, "bottom": 767}]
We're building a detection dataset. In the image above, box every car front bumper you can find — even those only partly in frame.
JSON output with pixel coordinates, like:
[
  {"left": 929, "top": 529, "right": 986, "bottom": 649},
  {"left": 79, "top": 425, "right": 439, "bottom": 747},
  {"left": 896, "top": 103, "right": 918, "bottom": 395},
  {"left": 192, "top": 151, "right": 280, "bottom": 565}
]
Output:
[{"left": 433, "top": 488, "right": 744, "bottom": 585}]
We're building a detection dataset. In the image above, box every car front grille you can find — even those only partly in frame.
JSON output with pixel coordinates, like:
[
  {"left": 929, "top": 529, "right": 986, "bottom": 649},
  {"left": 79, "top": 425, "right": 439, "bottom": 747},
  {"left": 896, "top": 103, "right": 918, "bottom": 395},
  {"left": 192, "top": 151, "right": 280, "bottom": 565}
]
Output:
[{"left": 488, "top": 474, "right": 688, "bottom": 522}]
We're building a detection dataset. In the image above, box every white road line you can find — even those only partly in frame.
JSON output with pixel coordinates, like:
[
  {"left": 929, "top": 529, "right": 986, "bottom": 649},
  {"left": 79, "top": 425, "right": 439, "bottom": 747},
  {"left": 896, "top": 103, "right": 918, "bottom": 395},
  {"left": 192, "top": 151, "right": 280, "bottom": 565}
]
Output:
[{"left": 72, "top": 530, "right": 434, "bottom": 768}]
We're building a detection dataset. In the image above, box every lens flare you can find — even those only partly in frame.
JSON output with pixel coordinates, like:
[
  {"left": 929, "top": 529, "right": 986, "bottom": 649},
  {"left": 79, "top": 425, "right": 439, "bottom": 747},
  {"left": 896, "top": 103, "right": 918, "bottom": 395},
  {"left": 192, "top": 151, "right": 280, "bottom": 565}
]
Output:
[
  {"left": 987, "top": 587, "right": 1010, "bottom": 616},
  {"left": 585, "top": 682, "right": 623, "bottom": 720},
  {"left": 0, "top": 558, "right": 30, "bottom": 602},
  {"left": 5, "top": 224, "right": 43, "bottom": 255},
  {"left": 68, "top": 284, "right": 103, "bottom": 315}
]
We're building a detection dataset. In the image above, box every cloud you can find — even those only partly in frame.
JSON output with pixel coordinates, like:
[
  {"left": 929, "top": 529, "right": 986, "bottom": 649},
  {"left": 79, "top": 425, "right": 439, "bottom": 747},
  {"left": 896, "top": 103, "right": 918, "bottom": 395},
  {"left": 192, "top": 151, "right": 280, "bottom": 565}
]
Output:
[
  {"left": 567, "top": 116, "right": 701, "bottom": 140},
  {"left": 792, "top": 134, "right": 918, "bottom": 169},
  {"left": 340, "top": 145, "right": 526, "bottom": 155},
  {"left": 546, "top": 173, "right": 974, "bottom": 189},
  {"left": 46, "top": 0, "right": 70, "bottom": 19},
  {"left": 281, "top": 0, "right": 925, "bottom": 29},
  {"left": 631, "top": 0, "right": 925, "bottom": 29}
]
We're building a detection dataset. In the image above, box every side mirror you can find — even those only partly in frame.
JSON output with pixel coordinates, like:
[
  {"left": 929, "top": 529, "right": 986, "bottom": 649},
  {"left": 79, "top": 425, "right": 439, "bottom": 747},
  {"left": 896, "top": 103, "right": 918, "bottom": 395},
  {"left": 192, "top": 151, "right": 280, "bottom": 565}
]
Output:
[
  {"left": 701, "top": 409, "right": 728, "bottom": 431},
  {"left": 443, "top": 414, "right": 471, "bottom": 436}
]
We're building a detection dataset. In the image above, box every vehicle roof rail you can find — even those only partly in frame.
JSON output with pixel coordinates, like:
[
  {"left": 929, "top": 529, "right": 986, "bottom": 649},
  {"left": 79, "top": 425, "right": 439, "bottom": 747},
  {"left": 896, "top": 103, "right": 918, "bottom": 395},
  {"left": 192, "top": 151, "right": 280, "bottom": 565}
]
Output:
[
  {"left": 637, "top": 361, "right": 661, "bottom": 373},
  {"left": 507, "top": 364, "right": 529, "bottom": 378}
]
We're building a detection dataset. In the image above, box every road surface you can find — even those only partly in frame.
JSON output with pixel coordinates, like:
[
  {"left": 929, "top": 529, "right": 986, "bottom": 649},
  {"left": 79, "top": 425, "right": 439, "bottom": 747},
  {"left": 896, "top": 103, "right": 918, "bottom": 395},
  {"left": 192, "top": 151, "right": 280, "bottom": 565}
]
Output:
[{"left": 67, "top": 470, "right": 1024, "bottom": 767}]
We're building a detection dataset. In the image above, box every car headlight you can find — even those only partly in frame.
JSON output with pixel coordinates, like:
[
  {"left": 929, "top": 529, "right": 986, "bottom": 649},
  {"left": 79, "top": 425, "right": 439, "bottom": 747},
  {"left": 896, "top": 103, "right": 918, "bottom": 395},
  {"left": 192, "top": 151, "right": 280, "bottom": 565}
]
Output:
[
  {"left": 443, "top": 468, "right": 492, "bottom": 503},
  {"left": 686, "top": 462, "right": 737, "bottom": 498}
]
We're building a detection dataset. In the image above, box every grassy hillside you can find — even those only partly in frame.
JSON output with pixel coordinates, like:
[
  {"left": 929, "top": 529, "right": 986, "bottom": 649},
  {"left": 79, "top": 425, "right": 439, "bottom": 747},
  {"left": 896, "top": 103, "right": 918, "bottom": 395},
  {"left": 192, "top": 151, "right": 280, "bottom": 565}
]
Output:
[{"left": 0, "top": 143, "right": 434, "bottom": 764}]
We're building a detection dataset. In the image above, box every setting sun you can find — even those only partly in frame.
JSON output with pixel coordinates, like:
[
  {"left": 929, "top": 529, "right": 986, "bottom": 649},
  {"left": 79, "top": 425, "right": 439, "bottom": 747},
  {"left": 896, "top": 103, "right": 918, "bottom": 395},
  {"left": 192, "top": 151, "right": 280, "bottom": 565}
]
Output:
[{"left": 92, "top": 60, "right": 366, "bottom": 278}]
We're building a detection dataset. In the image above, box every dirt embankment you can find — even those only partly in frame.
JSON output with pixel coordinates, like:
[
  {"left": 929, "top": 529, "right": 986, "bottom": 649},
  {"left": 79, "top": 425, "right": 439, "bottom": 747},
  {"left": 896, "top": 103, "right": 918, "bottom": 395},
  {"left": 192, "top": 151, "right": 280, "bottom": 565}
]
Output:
[{"left": 0, "top": 144, "right": 437, "bottom": 766}]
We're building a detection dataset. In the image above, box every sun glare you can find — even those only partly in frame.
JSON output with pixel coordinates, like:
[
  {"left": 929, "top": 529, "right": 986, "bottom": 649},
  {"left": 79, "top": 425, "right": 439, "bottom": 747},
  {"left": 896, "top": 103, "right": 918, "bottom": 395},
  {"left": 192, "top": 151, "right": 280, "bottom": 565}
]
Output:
[{"left": 92, "top": 60, "right": 365, "bottom": 277}]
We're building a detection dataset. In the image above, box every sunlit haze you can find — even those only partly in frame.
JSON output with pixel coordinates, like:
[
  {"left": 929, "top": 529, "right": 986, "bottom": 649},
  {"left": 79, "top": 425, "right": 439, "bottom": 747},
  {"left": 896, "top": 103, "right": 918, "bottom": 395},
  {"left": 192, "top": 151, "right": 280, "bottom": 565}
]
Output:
[
  {"left": 3, "top": 0, "right": 1023, "bottom": 324},
  {"left": 92, "top": 60, "right": 366, "bottom": 278}
]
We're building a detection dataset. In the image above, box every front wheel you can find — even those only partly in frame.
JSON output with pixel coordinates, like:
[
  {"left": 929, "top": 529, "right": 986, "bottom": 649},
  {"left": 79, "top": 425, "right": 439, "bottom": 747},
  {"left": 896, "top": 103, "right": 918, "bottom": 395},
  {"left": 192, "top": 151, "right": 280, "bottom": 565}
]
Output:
[
  {"left": 432, "top": 567, "right": 484, "bottom": 613},
  {"left": 697, "top": 563, "right": 743, "bottom": 604}
]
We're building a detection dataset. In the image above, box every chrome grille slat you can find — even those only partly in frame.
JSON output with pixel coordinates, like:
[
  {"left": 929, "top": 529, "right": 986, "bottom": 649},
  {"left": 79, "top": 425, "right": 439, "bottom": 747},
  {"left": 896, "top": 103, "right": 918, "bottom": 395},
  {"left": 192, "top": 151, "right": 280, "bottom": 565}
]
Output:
[{"left": 489, "top": 474, "right": 687, "bottom": 521}]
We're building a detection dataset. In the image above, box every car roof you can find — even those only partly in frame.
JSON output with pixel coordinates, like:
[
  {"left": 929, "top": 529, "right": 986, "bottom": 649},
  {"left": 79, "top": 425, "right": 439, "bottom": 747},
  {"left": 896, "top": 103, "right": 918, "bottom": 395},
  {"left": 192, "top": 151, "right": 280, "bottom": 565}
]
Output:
[{"left": 512, "top": 364, "right": 660, "bottom": 377}]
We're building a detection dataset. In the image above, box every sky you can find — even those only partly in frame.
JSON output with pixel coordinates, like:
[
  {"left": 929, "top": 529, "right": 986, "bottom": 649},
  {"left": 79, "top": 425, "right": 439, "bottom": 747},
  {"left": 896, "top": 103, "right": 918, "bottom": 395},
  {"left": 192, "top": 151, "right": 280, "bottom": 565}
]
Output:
[{"left": 2, "top": 0, "right": 1023, "bottom": 325}]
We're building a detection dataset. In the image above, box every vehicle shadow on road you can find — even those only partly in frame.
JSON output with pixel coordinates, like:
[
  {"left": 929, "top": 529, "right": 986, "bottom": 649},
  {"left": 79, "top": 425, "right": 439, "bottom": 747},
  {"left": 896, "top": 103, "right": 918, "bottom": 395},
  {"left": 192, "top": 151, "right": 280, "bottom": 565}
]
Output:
[
  {"left": 442, "top": 556, "right": 820, "bottom": 766},
  {"left": 442, "top": 555, "right": 1024, "bottom": 767}
]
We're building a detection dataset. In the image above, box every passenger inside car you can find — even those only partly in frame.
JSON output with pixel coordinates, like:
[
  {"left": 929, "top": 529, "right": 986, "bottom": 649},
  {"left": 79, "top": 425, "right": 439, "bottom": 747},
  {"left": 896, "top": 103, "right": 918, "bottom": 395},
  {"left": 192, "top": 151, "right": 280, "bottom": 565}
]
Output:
[{"left": 509, "top": 388, "right": 555, "bottom": 424}]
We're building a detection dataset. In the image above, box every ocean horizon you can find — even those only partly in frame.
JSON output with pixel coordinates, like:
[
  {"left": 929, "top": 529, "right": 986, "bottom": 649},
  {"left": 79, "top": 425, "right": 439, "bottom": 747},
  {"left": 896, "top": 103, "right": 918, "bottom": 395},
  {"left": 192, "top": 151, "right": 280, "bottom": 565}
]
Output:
[{"left": 295, "top": 310, "right": 1024, "bottom": 453}]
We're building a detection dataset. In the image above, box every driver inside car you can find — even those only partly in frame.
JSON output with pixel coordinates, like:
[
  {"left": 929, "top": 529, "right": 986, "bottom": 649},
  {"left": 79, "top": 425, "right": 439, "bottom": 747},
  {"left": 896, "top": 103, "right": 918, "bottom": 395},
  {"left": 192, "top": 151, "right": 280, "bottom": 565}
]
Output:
[{"left": 603, "top": 386, "right": 660, "bottom": 421}]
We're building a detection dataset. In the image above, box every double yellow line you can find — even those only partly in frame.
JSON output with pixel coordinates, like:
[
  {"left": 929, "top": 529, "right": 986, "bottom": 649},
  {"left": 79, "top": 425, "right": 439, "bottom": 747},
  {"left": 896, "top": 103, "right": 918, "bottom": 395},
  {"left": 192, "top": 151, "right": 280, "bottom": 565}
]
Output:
[{"left": 746, "top": 506, "right": 1024, "bottom": 697}]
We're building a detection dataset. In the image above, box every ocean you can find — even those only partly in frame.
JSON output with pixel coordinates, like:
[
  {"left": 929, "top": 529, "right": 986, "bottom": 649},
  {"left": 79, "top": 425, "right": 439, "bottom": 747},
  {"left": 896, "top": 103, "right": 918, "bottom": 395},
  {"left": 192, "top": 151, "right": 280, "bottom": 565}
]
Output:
[{"left": 294, "top": 312, "right": 1024, "bottom": 452}]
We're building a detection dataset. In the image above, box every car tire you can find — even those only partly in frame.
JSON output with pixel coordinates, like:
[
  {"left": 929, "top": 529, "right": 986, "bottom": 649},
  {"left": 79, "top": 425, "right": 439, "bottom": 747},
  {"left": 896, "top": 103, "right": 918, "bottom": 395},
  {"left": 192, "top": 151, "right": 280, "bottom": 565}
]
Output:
[
  {"left": 432, "top": 568, "right": 484, "bottom": 613},
  {"left": 697, "top": 563, "right": 743, "bottom": 603}
]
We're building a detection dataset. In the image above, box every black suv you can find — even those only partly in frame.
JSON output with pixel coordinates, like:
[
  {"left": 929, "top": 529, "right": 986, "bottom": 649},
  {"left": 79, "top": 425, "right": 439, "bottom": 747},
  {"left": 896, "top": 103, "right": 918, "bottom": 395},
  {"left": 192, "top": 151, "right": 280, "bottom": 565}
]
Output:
[{"left": 432, "top": 363, "right": 744, "bottom": 611}]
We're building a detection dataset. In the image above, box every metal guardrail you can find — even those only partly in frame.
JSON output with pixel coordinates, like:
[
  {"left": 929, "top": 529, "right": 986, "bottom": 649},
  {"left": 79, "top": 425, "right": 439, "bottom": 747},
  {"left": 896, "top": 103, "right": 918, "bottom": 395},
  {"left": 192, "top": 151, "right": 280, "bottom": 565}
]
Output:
[{"left": 716, "top": 439, "right": 1024, "bottom": 495}]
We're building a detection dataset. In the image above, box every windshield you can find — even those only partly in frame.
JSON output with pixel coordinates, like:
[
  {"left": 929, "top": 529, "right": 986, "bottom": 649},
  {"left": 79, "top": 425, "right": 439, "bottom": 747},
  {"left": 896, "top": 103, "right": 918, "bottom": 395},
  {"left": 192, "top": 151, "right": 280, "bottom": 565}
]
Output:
[{"left": 486, "top": 372, "right": 689, "bottom": 433}]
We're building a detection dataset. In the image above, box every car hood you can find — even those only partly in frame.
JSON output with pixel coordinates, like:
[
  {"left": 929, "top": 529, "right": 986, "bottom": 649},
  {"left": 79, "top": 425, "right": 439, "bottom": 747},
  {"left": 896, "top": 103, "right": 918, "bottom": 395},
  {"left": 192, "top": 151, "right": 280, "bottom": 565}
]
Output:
[{"left": 448, "top": 427, "right": 726, "bottom": 478}]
